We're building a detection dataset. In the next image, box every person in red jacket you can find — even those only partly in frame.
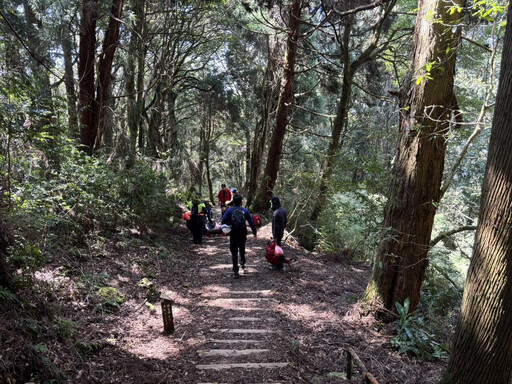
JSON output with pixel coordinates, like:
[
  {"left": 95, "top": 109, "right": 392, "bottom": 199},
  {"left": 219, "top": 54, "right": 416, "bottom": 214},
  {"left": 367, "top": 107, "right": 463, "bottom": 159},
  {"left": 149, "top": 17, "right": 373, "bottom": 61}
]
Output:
[{"left": 217, "top": 184, "right": 232, "bottom": 214}]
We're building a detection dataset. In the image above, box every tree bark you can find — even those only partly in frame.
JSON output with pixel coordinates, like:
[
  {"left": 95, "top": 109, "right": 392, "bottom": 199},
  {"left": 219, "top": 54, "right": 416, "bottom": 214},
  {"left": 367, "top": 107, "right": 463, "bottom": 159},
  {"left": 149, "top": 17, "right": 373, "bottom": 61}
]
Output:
[
  {"left": 61, "top": 26, "right": 79, "bottom": 141},
  {"left": 247, "top": 36, "right": 280, "bottom": 207},
  {"left": 441, "top": 4, "right": 512, "bottom": 382},
  {"left": 125, "top": 0, "right": 146, "bottom": 158},
  {"left": 93, "top": 0, "right": 124, "bottom": 150},
  {"left": 79, "top": 0, "right": 99, "bottom": 155},
  {"left": 365, "top": 0, "right": 463, "bottom": 313},
  {"left": 79, "top": 0, "right": 124, "bottom": 154},
  {"left": 252, "top": 0, "right": 302, "bottom": 212}
]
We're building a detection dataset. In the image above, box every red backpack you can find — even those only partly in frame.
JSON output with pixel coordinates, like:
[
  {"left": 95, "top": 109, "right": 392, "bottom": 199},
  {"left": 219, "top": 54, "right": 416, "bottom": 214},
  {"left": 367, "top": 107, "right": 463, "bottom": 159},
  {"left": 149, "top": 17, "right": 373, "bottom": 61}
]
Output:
[
  {"left": 266, "top": 241, "right": 281, "bottom": 266},
  {"left": 253, "top": 214, "right": 263, "bottom": 227}
]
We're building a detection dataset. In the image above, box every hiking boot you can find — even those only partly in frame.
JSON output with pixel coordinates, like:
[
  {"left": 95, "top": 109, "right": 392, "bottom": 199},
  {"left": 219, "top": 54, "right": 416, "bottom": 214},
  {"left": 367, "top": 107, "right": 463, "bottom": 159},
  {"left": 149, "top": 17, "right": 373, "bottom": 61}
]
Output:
[{"left": 233, "top": 272, "right": 240, "bottom": 279}]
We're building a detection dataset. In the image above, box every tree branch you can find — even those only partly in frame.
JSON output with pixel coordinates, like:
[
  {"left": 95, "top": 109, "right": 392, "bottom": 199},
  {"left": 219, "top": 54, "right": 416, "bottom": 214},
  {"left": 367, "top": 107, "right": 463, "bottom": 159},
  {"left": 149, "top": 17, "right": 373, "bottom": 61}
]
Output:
[{"left": 430, "top": 225, "right": 477, "bottom": 248}]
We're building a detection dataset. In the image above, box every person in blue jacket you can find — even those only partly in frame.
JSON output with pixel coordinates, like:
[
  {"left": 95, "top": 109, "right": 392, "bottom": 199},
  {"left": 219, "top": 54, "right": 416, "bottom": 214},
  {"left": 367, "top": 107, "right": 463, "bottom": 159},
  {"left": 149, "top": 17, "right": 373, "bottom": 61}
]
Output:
[{"left": 221, "top": 195, "right": 257, "bottom": 279}]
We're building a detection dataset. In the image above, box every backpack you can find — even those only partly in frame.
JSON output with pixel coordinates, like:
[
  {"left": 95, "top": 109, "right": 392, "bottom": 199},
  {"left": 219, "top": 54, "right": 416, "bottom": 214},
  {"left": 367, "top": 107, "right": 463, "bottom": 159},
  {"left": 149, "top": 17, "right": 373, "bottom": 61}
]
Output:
[
  {"left": 191, "top": 203, "right": 199, "bottom": 221},
  {"left": 231, "top": 208, "right": 246, "bottom": 233},
  {"left": 253, "top": 214, "right": 263, "bottom": 227},
  {"left": 266, "top": 241, "right": 281, "bottom": 266}
]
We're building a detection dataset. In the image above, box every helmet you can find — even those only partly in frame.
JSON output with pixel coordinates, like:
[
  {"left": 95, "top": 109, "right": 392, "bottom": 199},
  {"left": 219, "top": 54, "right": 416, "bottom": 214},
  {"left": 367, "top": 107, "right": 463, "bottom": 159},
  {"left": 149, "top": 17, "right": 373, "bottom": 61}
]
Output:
[
  {"left": 231, "top": 188, "right": 237, "bottom": 194},
  {"left": 221, "top": 224, "right": 232, "bottom": 234}
]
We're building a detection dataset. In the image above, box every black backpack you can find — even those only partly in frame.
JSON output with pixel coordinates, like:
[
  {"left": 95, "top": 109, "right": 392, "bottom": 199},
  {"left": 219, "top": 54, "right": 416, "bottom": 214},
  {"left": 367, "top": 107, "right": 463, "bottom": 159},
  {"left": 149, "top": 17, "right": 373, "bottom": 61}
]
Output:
[
  {"left": 231, "top": 208, "right": 246, "bottom": 233},
  {"left": 191, "top": 203, "right": 199, "bottom": 220}
]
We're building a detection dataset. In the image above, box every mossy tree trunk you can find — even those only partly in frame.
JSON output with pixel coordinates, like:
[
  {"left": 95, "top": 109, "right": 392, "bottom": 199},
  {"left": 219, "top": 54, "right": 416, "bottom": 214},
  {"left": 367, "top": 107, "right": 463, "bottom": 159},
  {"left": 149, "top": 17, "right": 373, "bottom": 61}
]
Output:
[
  {"left": 441, "top": 5, "right": 512, "bottom": 382},
  {"left": 365, "top": 0, "right": 463, "bottom": 313}
]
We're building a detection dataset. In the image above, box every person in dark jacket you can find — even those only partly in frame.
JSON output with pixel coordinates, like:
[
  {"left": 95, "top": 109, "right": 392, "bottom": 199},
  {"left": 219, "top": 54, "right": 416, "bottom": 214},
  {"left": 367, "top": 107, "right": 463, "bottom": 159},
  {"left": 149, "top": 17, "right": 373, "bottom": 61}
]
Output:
[
  {"left": 271, "top": 196, "right": 287, "bottom": 269},
  {"left": 186, "top": 199, "right": 206, "bottom": 244},
  {"left": 221, "top": 195, "right": 257, "bottom": 279},
  {"left": 271, "top": 196, "right": 287, "bottom": 245}
]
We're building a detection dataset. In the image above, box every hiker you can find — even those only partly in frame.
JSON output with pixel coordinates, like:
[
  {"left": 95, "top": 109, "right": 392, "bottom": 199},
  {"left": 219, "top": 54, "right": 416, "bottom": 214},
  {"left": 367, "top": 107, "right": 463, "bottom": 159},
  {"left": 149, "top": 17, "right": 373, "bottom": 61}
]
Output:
[
  {"left": 186, "top": 198, "right": 207, "bottom": 244},
  {"left": 217, "top": 184, "right": 232, "bottom": 214},
  {"left": 271, "top": 196, "right": 288, "bottom": 269},
  {"left": 225, "top": 188, "right": 238, "bottom": 208},
  {"left": 221, "top": 194, "right": 257, "bottom": 279}
]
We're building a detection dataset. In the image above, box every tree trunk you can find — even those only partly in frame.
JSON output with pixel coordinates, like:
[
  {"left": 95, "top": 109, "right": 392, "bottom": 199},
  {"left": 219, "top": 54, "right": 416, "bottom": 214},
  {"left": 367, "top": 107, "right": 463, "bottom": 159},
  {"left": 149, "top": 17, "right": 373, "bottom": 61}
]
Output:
[
  {"left": 166, "top": 91, "right": 178, "bottom": 153},
  {"left": 79, "top": 0, "right": 124, "bottom": 154},
  {"left": 125, "top": 0, "right": 145, "bottom": 157},
  {"left": 310, "top": 0, "right": 397, "bottom": 221},
  {"left": 252, "top": 0, "right": 302, "bottom": 212},
  {"left": 93, "top": 0, "right": 124, "bottom": 150},
  {"left": 146, "top": 86, "right": 163, "bottom": 158},
  {"left": 365, "top": 0, "right": 463, "bottom": 313},
  {"left": 61, "top": 27, "right": 79, "bottom": 141},
  {"left": 79, "top": 0, "right": 99, "bottom": 155},
  {"left": 0, "top": 219, "right": 14, "bottom": 287},
  {"left": 247, "top": 36, "right": 280, "bottom": 207},
  {"left": 441, "top": 5, "right": 512, "bottom": 382}
]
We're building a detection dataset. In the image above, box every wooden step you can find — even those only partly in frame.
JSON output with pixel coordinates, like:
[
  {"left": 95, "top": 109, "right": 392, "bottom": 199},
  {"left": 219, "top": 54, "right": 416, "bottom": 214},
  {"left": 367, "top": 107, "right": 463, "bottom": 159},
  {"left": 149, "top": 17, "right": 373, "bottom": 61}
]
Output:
[
  {"left": 209, "top": 329, "right": 276, "bottom": 334},
  {"left": 208, "top": 264, "right": 257, "bottom": 269},
  {"left": 208, "top": 339, "right": 263, "bottom": 344},
  {"left": 196, "top": 362, "right": 289, "bottom": 370},
  {"left": 210, "top": 298, "right": 273, "bottom": 302},
  {"left": 197, "top": 348, "right": 269, "bottom": 356},
  {"left": 228, "top": 317, "right": 274, "bottom": 321}
]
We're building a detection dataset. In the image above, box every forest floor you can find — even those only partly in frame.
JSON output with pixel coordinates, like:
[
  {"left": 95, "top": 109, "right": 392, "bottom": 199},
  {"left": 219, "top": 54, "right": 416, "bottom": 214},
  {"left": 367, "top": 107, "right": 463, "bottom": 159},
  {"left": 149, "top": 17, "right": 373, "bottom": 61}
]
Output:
[{"left": 1, "top": 210, "right": 447, "bottom": 384}]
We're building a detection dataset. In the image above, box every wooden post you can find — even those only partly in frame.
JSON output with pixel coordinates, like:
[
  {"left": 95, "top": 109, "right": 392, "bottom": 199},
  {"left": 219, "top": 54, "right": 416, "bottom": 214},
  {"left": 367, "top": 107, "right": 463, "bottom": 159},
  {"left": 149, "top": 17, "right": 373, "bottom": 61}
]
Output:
[
  {"left": 160, "top": 292, "right": 175, "bottom": 334},
  {"left": 347, "top": 350, "right": 353, "bottom": 380}
]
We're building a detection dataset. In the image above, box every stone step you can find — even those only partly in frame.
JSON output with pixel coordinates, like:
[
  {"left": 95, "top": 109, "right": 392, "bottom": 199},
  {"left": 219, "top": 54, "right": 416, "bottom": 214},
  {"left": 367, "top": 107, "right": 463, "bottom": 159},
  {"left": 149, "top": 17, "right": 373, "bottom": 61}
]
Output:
[
  {"left": 229, "top": 290, "right": 273, "bottom": 295},
  {"left": 209, "top": 329, "right": 276, "bottom": 334},
  {"left": 197, "top": 348, "right": 269, "bottom": 356},
  {"left": 228, "top": 307, "right": 272, "bottom": 311},
  {"left": 196, "top": 362, "right": 289, "bottom": 370}
]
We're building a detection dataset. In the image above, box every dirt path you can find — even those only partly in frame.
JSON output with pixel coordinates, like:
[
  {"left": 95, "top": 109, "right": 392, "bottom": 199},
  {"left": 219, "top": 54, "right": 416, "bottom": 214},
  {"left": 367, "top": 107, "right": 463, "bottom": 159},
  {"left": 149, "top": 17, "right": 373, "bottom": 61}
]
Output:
[{"left": 17, "top": 219, "right": 446, "bottom": 383}]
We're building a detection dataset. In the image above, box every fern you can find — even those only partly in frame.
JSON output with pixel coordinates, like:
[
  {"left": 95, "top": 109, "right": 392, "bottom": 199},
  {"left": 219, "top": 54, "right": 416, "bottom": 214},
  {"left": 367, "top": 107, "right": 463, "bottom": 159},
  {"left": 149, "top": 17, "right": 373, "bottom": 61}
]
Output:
[{"left": 0, "top": 286, "right": 19, "bottom": 303}]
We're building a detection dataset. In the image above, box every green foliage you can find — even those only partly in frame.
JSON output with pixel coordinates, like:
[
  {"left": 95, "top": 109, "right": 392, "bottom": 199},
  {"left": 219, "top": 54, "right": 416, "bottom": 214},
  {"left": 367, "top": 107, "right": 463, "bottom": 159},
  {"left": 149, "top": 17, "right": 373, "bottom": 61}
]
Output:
[
  {"left": 74, "top": 340, "right": 105, "bottom": 358},
  {"left": 0, "top": 286, "right": 19, "bottom": 302},
  {"left": 391, "top": 298, "right": 449, "bottom": 360},
  {"left": 94, "top": 286, "right": 125, "bottom": 313},
  {"left": 317, "top": 191, "right": 385, "bottom": 257},
  {"left": 55, "top": 318, "right": 76, "bottom": 341}
]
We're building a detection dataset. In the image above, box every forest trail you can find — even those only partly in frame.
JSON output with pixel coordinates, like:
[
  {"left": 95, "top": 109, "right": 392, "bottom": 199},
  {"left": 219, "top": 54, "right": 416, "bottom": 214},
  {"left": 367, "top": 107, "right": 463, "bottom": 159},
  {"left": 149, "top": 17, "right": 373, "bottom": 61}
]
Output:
[
  {"left": 10, "top": 215, "right": 446, "bottom": 383},
  {"left": 78, "top": 220, "right": 366, "bottom": 383}
]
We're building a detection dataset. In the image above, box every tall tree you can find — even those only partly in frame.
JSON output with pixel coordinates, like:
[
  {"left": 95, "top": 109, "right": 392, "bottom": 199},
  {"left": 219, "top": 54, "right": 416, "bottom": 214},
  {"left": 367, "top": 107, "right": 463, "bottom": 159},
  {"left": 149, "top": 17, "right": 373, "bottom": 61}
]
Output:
[
  {"left": 365, "top": 0, "right": 463, "bottom": 313},
  {"left": 309, "top": 0, "right": 398, "bottom": 221},
  {"left": 79, "top": 0, "right": 124, "bottom": 154},
  {"left": 246, "top": 35, "right": 281, "bottom": 207},
  {"left": 440, "top": 3, "right": 512, "bottom": 382},
  {"left": 252, "top": 0, "right": 303, "bottom": 212}
]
